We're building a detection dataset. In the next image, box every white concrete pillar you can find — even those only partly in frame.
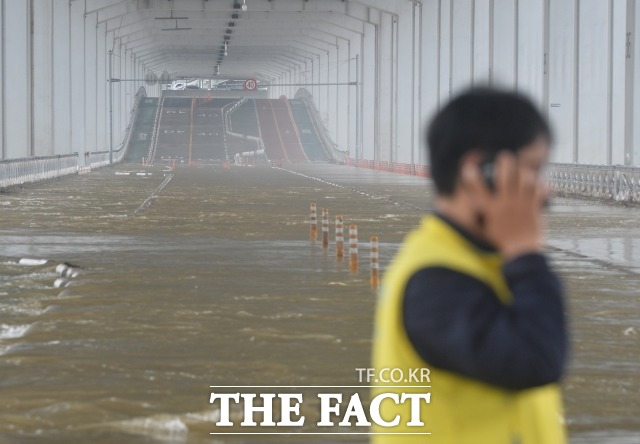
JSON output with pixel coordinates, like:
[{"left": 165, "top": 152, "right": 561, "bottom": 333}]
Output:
[
  {"left": 632, "top": 0, "right": 640, "bottom": 165},
  {"left": 397, "top": 0, "right": 419, "bottom": 164},
  {"left": 547, "top": 0, "right": 577, "bottom": 163},
  {"left": 577, "top": 0, "right": 610, "bottom": 165},
  {"left": 52, "top": 0, "right": 72, "bottom": 156},
  {"left": 105, "top": 32, "right": 114, "bottom": 154},
  {"left": 627, "top": 0, "right": 637, "bottom": 165},
  {"left": 84, "top": 12, "right": 97, "bottom": 153},
  {"left": 3, "top": 0, "right": 31, "bottom": 158},
  {"left": 451, "top": 0, "right": 473, "bottom": 95},
  {"left": 0, "top": 0, "right": 5, "bottom": 158},
  {"left": 337, "top": 40, "right": 350, "bottom": 151},
  {"left": 70, "top": 0, "right": 86, "bottom": 163},
  {"left": 116, "top": 43, "right": 123, "bottom": 144},
  {"left": 413, "top": 3, "right": 423, "bottom": 164},
  {"left": 362, "top": 21, "right": 376, "bottom": 160},
  {"left": 516, "top": 0, "right": 545, "bottom": 107},
  {"left": 313, "top": 53, "right": 321, "bottom": 113},
  {"left": 611, "top": 0, "right": 628, "bottom": 165},
  {"left": 346, "top": 40, "right": 358, "bottom": 157},
  {"left": 321, "top": 50, "right": 331, "bottom": 127},
  {"left": 438, "top": 0, "right": 452, "bottom": 102},
  {"left": 420, "top": 0, "right": 440, "bottom": 151},
  {"left": 328, "top": 45, "right": 339, "bottom": 147},
  {"left": 96, "top": 22, "right": 107, "bottom": 151},
  {"left": 492, "top": 0, "right": 516, "bottom": 87},
  {"left": 376, "top": 12, "right": 394, "bottom": 161},
  {"left": 473, "top": 0, "right": 492, "bottom": 85},
  {"left": 120, "top": 47, "right": 127, "bottom": 139},
  {"left": 33, "top": 0, "right": 54, "bottom": 156}
]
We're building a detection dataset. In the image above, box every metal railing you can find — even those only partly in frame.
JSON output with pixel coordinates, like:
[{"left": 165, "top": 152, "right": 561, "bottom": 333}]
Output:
[
  {"left": 146, "top": 97, "right": 164, "bottom": 164},
  {"left": 346, "top": 158, "right": 640, "bottom": 204},
  {"left": 296, "top": 95, "right": 346, "bottom": 164},
  {"left": 0, "top": 154, "right": 79, "bottom": 189},
  {"left": 86, "top": 86, "right": 147, "bottom": 168},
  {"left": 1, "top": 87, "right": 148, "bottom": 188},
  {"left": 346, "top": 158, "right": 430, "bottom": 177},
  {"left": 548, "top": 163, "right": 640, "bottom": 203}
]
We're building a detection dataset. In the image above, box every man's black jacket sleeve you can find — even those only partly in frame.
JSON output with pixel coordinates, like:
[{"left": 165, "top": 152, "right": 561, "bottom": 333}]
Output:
[{"left": 403, "top": 253, "right": 567, "bottom": 390}]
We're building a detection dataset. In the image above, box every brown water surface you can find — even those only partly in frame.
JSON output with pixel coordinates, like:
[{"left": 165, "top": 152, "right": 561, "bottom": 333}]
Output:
[{"left": 0, "top": 164, "right": 638, "bottom": 443}]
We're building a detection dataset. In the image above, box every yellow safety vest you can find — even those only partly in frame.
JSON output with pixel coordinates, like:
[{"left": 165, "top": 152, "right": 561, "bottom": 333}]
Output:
[{"left": 371, "top": 215, "right": 566, "bottom": 444}]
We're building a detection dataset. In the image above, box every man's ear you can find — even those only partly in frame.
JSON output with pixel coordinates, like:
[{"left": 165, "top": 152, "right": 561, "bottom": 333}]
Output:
[{"left": 458, "top": 150, "right": 484, "bottom": 190}]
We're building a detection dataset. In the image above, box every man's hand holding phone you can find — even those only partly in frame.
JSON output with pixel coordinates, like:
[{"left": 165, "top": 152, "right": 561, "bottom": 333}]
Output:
[{"left": 465, "top": 151, "right": 549, "bottom": 260}]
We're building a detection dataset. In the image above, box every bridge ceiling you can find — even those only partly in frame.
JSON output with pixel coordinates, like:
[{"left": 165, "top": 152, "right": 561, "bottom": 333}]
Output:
[{"left": 89, "top": 0, "right": 376, "bottom": 82}]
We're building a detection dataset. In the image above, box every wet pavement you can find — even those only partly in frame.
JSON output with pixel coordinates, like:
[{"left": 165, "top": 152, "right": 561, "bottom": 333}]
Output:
[{"left": 0, "top": 163, "right": 638, "bottom": 443}]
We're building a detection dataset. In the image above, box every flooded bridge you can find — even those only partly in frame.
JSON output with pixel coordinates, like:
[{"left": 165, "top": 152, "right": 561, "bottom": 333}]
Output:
[
  {"left": 2, "top": 0, "right": 640, "bottom": 443},
  {"left": 1, "top": 163, "right": 639, "bottom": 443}
]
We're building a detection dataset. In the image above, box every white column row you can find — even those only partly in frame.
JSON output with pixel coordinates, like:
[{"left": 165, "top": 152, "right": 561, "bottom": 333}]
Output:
[
  {"left": 272, "top": 0, "right": 640, "bottom": 167},
  {"left": 419, "top": 0, "right": 640, "bottom": 167},
  {"left": 0, "top": 0, "right": 152, "bottom": 162}
]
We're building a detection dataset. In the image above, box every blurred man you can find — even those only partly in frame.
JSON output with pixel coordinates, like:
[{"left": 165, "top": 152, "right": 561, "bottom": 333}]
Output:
[{"left": 372, "top": 88, "right": 568, "bottom": 443}]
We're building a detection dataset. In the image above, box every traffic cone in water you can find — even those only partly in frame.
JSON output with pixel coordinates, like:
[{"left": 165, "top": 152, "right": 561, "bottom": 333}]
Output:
[
  {"left": 309, "top": 203, "right": 317, "bottom": 241},
  {"left": 370, "top": 236, "right": 380, "bottom": 289},
  {"left": 349, "top": 225, "right": 358, "bottom": 273},
  {"left": 335, "top": 215, "right": 344, "bottom": 260}
]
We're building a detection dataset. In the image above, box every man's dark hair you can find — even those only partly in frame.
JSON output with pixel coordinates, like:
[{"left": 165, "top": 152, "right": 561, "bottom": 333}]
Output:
[{"left": 426, "top": 87, "right": 552, "bottom": 195}]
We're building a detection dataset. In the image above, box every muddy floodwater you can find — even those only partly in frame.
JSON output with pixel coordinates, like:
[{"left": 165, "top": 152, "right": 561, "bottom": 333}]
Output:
[{"left": 0, "top": 164, "right": 639, "bottom": 443}]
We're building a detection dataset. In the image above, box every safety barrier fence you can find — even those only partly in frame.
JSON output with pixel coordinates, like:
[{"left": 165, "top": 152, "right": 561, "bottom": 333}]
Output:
[
  {"left": 146, "top": 97, "right": 164, "bottom": 164},
  {"left": 1, "top": 88, "right": 147, "bottom": 189},
  {"left": 346, "top": 158, "right": 431, "bottom": 177},
  {"left": 347, "top": 158, "right": 640, "bottom": 203},
  {"left": 0, "top": 154, "right": 79, "bottom": 189},
  {"left": 226, "top": 98, "right": 265, "bottom": 165},
  {"left": 296, "top": 95, "right": 347, "bottom": 163},
  {"left": 88, "top": 86, "right": 147, "bottom": 168},
  {"left": 548, "top": 163, "right": 640, "bottom": 203},
  {"left": 86, "top": 150, "right": 112, "bottom": 169}
]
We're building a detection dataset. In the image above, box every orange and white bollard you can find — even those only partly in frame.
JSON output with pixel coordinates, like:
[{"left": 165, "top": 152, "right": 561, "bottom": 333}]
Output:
[
  {"left": 349, "top": 224, "right": 358, "bottom": 273},
  {"left": 335, "top": 215, "right": 344, "bottom": 260},
  {"left": 322, "top": 209, "right": 329, "bottom": 248},
  {"left": 310, "top": 203, "right": 317, "bottom": 241},
  {"left": 370, "top": 236, "right": 380, "bottom": 289}
]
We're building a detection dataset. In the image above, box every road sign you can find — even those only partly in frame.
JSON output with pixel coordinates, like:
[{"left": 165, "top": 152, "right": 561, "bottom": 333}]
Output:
[{"left": 243, "top": 78, "right": 257, "bottom": 91}]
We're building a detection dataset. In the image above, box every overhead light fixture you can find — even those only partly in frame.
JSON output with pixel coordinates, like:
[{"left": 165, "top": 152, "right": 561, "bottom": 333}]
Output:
[
  {"left": 242, "top": 0, "right": 247, "bottom": 12},
  {"left": 224, "top": 41, "right": 228, "bottom": 56},
  {"left": 155, "top": 10, "right": 189, "bottom": 20},
  {"left": 161, "top": 20, "right": 192, "bottom": 31}
]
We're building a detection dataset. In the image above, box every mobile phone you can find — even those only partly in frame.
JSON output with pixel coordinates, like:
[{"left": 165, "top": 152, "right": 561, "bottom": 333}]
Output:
[{"left": 479, "top": 153, "right": 496, "bottom": 192}]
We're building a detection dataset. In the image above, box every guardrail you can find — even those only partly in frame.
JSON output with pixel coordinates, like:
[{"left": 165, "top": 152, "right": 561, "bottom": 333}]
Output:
[
  {"left": 347, "top": 158, "right": 640, "bottom": 204},
  {"left": 346, "top": 158, "right": 430, "bottom": 177},
  {"left": 548, "top": 163, "right": 640, "bottom": 203},
  {"left": 86, "top": 150, "right": 112, "bottom": 169},
  {"left": 0, "top": 154, "right": 79, "bottom": 189},
  {"left": 86, "top": 86, "right": 147, "bottom": 168},
  {"left": 146, "top": 97, "right": 164, "bottom": 164},
  {"left": 296, "top": 95, "right": 346, "bottom": 164}
]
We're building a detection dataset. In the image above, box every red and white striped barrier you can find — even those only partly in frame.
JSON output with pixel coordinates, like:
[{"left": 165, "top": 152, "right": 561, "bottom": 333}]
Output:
[
  {"left": 309, "top": 202, "right": 317, "bottom": 241},
  {"left": 335, "top": 215, "right": 344, "bottom": 260},
  {"left": 349, "top": 224, "right": 358, "bottom": 274},
  {"left": 321, "top": 208, "right": 329, "bottom": 248},
  {"left": 346, "top": 158, "right": 431, "bottom": 178},
  {"left": 370, "top": 236, "right": 380, "bottom": 289}
]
